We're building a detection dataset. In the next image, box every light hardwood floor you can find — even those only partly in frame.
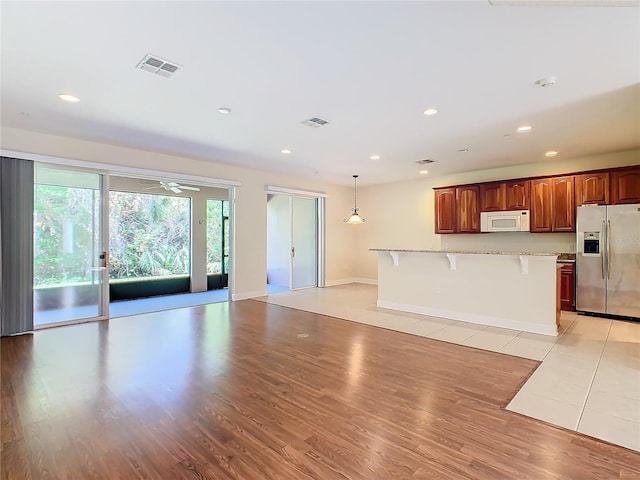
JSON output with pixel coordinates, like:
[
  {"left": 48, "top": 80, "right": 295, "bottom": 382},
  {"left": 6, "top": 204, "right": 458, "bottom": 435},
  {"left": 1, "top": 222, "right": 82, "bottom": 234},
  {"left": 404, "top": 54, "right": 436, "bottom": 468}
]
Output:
[{"left": 2, "top": 299, "right": 639, "bottom": 479}]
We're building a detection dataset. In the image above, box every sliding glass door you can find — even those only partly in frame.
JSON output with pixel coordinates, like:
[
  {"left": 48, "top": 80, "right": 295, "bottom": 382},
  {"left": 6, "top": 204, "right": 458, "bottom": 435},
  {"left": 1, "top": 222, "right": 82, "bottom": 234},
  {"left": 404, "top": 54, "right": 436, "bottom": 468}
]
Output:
[
  {"left": 291, "top": 197, "right": 318, "bottom": 289},
  {"left": 267, "top": 193, "right": 320, "bottom": 291},
  {"left": 33, "top": 164, "right": 108, "bottom": 327}
]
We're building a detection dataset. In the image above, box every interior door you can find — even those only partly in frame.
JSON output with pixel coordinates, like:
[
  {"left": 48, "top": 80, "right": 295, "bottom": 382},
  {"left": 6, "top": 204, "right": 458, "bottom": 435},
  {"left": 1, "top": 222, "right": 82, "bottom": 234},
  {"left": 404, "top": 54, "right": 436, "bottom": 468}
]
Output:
[
  {"left": 33, "top": 164, "right": 109, "bottom": 327},
  {"left": 291, "top": 196, "right": 317, "bottom": 289}
]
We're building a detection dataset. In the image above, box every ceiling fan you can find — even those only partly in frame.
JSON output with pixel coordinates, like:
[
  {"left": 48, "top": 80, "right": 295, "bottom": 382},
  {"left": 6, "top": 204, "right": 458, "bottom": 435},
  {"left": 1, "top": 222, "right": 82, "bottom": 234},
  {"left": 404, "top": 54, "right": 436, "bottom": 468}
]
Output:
[{"left": 148, "top": 180, "right": 201, "bottom": 194}]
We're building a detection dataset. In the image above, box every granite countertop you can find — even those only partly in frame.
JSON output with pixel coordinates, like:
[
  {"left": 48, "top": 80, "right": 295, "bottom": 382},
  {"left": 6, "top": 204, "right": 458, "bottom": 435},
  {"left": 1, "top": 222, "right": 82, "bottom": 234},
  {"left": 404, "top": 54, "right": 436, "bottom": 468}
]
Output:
[
  {"left": 557, "top": 253, "right": 576, "bottom": 262},
  {"left": 370, "top": 249, "right": 558, "bottom": 256}
]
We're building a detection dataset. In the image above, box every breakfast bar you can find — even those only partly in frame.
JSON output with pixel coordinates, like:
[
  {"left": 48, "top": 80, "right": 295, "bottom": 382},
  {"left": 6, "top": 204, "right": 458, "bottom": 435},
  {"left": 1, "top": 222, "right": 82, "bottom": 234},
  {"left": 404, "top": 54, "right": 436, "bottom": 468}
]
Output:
[{"left": 372, "top": 249, "right": 559, "bottom": 336}]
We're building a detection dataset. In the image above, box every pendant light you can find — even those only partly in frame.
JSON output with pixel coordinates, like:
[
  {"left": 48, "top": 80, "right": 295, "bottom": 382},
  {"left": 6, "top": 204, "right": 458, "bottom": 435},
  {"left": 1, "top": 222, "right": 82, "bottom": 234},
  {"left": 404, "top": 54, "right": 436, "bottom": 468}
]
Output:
[{"left": 344, "top": 174, "right": 365, "bottom": 224}]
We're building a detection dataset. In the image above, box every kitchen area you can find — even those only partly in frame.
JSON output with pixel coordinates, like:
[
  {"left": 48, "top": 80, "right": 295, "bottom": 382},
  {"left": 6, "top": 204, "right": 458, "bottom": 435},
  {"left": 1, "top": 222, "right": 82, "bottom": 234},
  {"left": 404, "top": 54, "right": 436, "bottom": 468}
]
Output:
[
  {"left": 364, "top": 163, "right": 640, "bottom": 451},
  {"left": 424, "top": 164, "right": 640, "bottom": 323},
  {"left": 372, "top": 164, "right": 640, "bottom": 338}
]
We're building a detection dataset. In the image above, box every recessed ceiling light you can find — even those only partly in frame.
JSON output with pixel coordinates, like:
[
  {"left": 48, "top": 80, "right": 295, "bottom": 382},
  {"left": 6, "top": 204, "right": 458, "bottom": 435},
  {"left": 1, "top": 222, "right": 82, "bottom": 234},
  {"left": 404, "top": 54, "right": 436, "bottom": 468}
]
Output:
[
  {"left": 281, "top": 149, "right": 291, "bottom": 155},
  {"left": 58, "top": 93, "right": 80, "bottom": 103},
  {"left": 370, "top": 155, "right": 380, "bottom": 161},
  {"left": 419, "top": 170, "right": 429, "bottom": 175},
  {"left": 217, "top": 107, "right": 231, "bottom": 114},
  {"left": 423, "top": 108, "right": 438, "bottom": 116},
  {"left": 516, "top": 125, "right": 533, "bottom": 133},
  {"left": 458, "top": 148, "right": 469, "bottom": 153},
  {"left": 545, "top": 150, "right": 558, "bottom": 157}
]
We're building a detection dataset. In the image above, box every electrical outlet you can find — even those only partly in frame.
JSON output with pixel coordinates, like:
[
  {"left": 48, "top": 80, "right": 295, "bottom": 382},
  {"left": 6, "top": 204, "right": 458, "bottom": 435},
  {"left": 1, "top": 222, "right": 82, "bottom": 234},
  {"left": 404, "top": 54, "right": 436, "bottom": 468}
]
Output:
[{"left": 569, "top": 243, "right": 575, "bottom": 251}]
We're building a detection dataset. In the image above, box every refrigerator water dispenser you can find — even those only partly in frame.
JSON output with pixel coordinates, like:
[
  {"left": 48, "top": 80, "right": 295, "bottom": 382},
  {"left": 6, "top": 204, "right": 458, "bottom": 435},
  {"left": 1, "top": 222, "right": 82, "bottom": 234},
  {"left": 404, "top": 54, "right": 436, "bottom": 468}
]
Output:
[{"left": 583, "top": 232, "right": 600, "bottom": 256}]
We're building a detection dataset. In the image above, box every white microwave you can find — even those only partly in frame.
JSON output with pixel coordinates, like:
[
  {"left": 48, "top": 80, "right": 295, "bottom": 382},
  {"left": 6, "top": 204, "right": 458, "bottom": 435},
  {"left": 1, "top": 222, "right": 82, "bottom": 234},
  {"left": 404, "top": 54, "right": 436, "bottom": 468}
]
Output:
[{"left": 480, "top": 210, "right": 530, "bottom": 232}]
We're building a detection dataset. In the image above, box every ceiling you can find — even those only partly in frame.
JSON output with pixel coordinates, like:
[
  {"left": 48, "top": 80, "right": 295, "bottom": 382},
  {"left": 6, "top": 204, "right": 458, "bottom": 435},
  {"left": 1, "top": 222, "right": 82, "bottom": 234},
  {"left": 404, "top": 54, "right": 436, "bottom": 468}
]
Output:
[{"left": 1, "top": 1, "right": 638, "bottom": 186}]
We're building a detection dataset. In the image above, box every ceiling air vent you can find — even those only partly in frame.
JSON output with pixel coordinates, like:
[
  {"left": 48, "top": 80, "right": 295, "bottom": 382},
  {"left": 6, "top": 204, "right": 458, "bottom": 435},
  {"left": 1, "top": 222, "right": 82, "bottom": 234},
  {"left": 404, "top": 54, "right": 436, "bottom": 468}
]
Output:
[
  {"left": 416, "top": 159, "right": 435, "bottom": 165},
  {"left": 137, "top": 54, "right": 181, "bottom": 79},
  {"left": 301, "top": 117, "right": 330, "bottom": 128}
]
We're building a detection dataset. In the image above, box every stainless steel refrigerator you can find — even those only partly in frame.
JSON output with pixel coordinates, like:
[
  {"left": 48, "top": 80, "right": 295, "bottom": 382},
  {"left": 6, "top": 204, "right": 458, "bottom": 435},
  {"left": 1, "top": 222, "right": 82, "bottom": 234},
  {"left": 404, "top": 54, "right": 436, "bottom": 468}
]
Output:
[{"left": 576, "top": 204, "right": 640, "bottom": 319}]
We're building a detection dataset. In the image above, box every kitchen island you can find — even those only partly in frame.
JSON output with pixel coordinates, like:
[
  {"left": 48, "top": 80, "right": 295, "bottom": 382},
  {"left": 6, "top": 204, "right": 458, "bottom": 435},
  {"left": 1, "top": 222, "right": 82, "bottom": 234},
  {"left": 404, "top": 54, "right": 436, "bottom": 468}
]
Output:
[{"left": 372, "top": 249, "right": 559, "bottom": 336}]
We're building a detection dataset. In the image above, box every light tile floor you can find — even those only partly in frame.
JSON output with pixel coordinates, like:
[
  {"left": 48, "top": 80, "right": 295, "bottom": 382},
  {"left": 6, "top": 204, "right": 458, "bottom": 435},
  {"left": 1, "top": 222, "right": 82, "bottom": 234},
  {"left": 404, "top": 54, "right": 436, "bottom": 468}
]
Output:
[{"left": 257, "top": 283, "right": 640, "bottom": 452}]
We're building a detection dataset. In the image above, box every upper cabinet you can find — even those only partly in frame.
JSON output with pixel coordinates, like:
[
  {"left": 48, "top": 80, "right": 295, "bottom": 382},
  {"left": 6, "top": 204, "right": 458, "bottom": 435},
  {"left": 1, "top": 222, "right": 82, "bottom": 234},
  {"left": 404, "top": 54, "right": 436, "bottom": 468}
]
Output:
[
  {"left": 551, "top": 176, "right": 575, "bottom": 232},
  {"left": 434, "top": 188, "right": 456, "bottom": 234},
  {"left": 480, "top": 180, "right": 530, "bottom": 211},
  {"left": 505, "top": 180, "right": 530, "bottom": 210},
  {"left": 433, "top": 186, "right": 480, "bottom": 234},
  {"left": 528, "top": 176, "right": 575, "bottom": 233},
  {"left": 530, "top": 179, "right": 552, "bottom": 233},
  {"left": 611, "top": 167, "right": 640, "bottom": 204},
  {"left": 433, "top": 165, "right": 637, "bottom": 234},
  {"left": 576, "top": 172, "right": 609, "bottom": 206},
  {"left": 456, "top": 186, "right": 480, "bottom": 233},
  {"left": 480, "top": 183, "right": 506, "bottom": 211}
]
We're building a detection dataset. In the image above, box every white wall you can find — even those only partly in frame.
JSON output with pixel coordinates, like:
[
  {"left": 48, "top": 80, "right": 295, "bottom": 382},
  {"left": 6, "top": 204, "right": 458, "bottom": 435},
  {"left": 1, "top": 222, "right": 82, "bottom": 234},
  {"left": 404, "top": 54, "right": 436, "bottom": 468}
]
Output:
[
  {"left": 266, "top": 194, "right": 291, "bottom": 287},
  {"left": 1, "top": 127, "right": 357, "bottom": 298},
  {"left": 355, "top": 149, "right": 640, "bottom": 281}
]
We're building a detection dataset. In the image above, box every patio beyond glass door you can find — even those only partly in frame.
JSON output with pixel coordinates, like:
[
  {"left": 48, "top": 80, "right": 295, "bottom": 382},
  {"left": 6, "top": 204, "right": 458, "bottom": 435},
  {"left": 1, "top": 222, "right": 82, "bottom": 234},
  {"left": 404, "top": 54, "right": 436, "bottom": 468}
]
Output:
[
  {"left": 291, "top": 197, "right": 317, "bottom": 289},
  {"left": 34, "top": 165, "right": 108, "bottom": 327}
]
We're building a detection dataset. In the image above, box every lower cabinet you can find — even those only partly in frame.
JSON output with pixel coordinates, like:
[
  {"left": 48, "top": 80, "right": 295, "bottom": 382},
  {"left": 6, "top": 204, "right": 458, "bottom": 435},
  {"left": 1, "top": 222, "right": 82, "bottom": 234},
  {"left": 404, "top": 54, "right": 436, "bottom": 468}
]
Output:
[{"left": 560, "top": 263, "right": 575, "bottom": 311}]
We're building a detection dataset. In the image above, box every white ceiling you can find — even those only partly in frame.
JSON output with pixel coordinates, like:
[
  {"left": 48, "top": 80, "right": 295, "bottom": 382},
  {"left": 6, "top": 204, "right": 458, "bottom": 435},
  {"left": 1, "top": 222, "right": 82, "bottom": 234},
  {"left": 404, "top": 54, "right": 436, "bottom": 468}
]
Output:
[{"left": 1, "top": 1, "right": 638, "bottom": 186}]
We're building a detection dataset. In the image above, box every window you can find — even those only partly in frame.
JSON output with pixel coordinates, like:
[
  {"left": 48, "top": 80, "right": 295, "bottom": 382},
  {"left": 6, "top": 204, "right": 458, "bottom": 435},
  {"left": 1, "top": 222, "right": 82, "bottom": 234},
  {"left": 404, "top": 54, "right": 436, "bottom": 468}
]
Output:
[
  {"left": 109, "top": 191, "right": 191, "bottom": 280},
  {"left": 206, "top": 199, "right": 229, "bottom": 275}
]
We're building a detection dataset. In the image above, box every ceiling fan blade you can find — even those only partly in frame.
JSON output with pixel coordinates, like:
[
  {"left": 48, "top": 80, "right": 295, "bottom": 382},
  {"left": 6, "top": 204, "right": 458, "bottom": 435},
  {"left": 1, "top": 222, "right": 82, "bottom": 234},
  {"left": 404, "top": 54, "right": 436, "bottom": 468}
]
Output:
[
  {"left": 179, "top": 186, "right": 200, "bottom": 191},
  {"left": 170, "top": 186, "right": 182, "bottom": 193}
]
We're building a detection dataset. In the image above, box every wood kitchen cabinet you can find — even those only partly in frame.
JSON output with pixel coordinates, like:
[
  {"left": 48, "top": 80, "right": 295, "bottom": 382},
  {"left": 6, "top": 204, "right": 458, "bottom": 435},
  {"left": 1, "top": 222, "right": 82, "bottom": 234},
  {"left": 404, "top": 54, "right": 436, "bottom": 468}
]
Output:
[
  {"left": 480, "top": 180, "right": 530, "bottom": 212},
  {"left": 433, "top": 165, "right": 635, "bottom": 234},
  {"left": 531, "top": 176, "right": 575, "bottom": 233},
  {"left": 456, "top": 186, "right": 480, "bottom": 233},
  {"left": 480, "top": 183, "right": 505, "bottom": 211},
  {"left": 434, "top": 188, "right": 456, "bottom": 234},
  {"left": 530, "top": 178, "right": 552, "bottom": 232},
  {"left": 611, "top": 166, "right": 640, "bottom": 204},
  {"left": 505, "top": 180, "right": 530, "bottom": 210},
  {"left": 552, "top": 176, "right": 575, "bottom": 232},
  {"left": 576, "top": 172, "right": 609, "bottom": 205},
  {"left": 560, "top": 263, "right": 575, "bottom": 311}
]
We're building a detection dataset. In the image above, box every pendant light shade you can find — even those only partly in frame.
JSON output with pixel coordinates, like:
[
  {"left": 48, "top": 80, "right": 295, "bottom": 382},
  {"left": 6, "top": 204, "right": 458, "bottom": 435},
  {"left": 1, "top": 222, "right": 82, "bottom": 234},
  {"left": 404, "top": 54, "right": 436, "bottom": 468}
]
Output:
[{"left": 344, "top": 175, "right": 365, "bottom": 224}]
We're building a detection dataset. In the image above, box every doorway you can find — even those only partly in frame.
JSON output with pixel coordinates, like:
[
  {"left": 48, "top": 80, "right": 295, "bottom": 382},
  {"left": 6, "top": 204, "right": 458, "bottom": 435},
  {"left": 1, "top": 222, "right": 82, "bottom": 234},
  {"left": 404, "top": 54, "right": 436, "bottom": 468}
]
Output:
[
  {"left": 106, "top": 175, "right": 231, "bottom": 317},
  {"left": 266, "top": 193, "right": 324, "bottom": 292},
  {"left": 33, "top": 164, "right": 109, "bottom": 327},
  {"left": 32, "top": 162, "right": 236, "bottom": 327}
]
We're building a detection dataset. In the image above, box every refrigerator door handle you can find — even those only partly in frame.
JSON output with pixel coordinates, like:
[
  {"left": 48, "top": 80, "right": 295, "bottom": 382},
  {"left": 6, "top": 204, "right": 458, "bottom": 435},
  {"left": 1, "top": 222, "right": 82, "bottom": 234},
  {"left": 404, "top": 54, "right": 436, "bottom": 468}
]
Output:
[
  {"left": 607, "top": 220, "right": 611, "bottom": 280},
  {"left": 601, "top": 220, "right": 606, "bottom": 279}
]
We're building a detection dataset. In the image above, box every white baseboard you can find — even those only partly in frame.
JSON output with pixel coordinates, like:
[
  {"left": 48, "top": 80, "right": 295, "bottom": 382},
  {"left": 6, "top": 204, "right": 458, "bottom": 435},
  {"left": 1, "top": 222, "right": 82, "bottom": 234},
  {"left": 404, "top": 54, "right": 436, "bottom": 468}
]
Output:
[
  {"left": 232, "top": 290, "right": 268, "bottom": 301},
  {"left": 325, "top": 277, "right": 378, "bottom": 287},
  {"left": 352, "top": 277, "right": 378, "bottom": 285},
  {"left": 377, "top": 300, "right": 558, "bottom": 336}
]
